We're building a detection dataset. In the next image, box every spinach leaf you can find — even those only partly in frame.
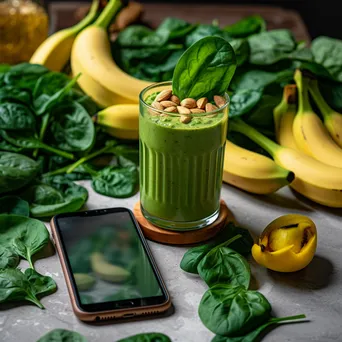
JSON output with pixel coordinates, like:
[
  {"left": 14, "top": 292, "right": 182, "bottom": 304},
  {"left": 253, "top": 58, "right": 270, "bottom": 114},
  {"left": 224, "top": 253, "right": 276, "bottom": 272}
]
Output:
[
  {"left": 198, "top": 284, "right": 272, "bottom": 337},
  {"left": 33, "top": 71, "right": 71, "bottom": 98},
  {"left": 319, "top": 79, "right": 342, "bottom": 111},
  {"left": 37, "top": 329, "right": 88, "bottom": 342},
  {"left": 0, "top": 214, "right": 50, "bottom": 269},
  {"left": 0, "top": 152, "right": 39, "bottom": 194},
  {"left": 0, "top": 246, "right": 19, "bottom": 269},
  {"left": 0, "top": 86, "right": 31, "bottom": 106},
  {"left": 21, "top": 175, "right": 88, "bottom": 218},
  {"left": 0, "top": 196, "right": 30, "bottom": 216},
  {"left": 0, "top": 137, "right": 23, "bottom": 152},
  {"left": 33, "top": 74, "right": 80, "bottom": 116},
  {"left": 245, "top": 94, "right": 281, "bottom": 133},
  {"left": 117, "top": 333, "right": 172, "bottom": 342},
  {"left": 229, "top": 39, "right": 250, "bottom": 66},
  {"left": 172, "top": 36, "right": 236, "bottom": 100},
  {"left": 0, "top": 102, "right": 36, "bottom": 130},
  {"left": 230, "top": 69, "right": 293, "bottom": 92},
  {"left": 180, "top": 243, "right": 215, "bottom": 274},
  {"left": 248, "top": 30, "right": 296, "bottom": 65},
  {"left": 117, "top": 26, "right": 169, "bottom": 48},
  {"left": 229, "top": 89, "right": 263, "bottom": 118},
  {"left": 156, "top": 17, "right": 196, "bottom": 40},
  {"left": 223, "top": 223, "right": 254, "bottom": 255},
  {"left": 311, "top": 36, "right": 342, "bottom": 82},
  {"left": 185, "top": 25, "right": 227, "bottom": 48},
  {"left": 50, "top": 102, "right": 95, "bottom": 152},
  {"left": 180, "top": 224, "right": 253, "bottom": 274},
  {"left": 92, "top": 165, "right": 139, "bottom": 198},
  {"left": 224, "top": 16, "right": 266, "bottom": 38},
  {"left": 4, "top": 63, "right": 49, "bottom": 89},
  {"left": 25, "top": 268, "right": 57, "bottom": 297},
  {"left": 115, "top": 45, "right": 182, "bottom": 82},
  {"left": 211, "top": 315, "right": 307, "bottom": 342},
  {"left": 0, "top": 268, "right": 56, "bottom": 309},
  {"left": 198, "top": 246, "right": 250, "bottom": 289},
  {"left": 112, "top": 144, "right": 140, "bottom": 165},
  {"left": 0, "top": 131, "right": 74, "bottom": 160}
]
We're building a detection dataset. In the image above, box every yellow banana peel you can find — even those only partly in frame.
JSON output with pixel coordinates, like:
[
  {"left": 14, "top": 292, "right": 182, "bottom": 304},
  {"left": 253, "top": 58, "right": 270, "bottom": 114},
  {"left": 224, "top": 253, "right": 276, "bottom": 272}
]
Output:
[{"left": 252, "top": 214, "right": 317, "bottom": 272}]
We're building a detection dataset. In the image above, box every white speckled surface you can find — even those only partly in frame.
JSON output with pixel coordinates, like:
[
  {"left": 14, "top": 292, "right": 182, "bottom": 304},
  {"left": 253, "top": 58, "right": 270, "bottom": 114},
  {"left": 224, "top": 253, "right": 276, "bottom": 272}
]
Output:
[{"left": 1, "top": 182, "right": 341, "bottom": 342}]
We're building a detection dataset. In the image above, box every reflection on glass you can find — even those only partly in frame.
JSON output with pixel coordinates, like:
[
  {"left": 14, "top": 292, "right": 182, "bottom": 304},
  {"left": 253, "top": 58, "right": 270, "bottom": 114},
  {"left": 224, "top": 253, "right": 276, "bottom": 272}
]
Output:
[{"left": 59, "top": 212, "right": 162, "bottom": 305}]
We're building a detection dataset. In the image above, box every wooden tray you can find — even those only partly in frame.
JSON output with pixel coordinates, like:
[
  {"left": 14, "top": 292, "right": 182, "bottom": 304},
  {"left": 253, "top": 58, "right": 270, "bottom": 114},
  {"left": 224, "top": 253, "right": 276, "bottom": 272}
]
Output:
[{"left": 49, "top": 2, "right": 310, "bottom": 42}]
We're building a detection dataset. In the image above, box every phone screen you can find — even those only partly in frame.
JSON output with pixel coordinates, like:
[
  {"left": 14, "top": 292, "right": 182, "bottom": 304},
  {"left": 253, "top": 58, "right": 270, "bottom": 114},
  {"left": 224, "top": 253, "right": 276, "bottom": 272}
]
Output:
[{"left": 54, "top": 208, "right": 168, "bottom": 312}]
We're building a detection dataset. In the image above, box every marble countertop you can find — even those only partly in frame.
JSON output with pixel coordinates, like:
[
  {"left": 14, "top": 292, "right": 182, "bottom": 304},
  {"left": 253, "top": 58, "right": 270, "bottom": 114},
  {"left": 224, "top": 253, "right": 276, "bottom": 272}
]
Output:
[{"left": 1, "top": 181, "right": 341, "bottom": 342}]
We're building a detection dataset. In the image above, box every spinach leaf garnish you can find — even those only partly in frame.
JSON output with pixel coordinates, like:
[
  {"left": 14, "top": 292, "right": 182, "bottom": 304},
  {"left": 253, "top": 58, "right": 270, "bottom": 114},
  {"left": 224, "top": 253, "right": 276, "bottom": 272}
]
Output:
[{"left": 172, "top": 36, "right": 236, "bottom": 100}]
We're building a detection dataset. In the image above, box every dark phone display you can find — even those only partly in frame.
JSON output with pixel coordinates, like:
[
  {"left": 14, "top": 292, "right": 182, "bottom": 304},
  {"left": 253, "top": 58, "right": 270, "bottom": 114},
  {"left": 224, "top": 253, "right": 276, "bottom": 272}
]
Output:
[{"left": 57, "top": 210, "right": 165, "bottom": 307}]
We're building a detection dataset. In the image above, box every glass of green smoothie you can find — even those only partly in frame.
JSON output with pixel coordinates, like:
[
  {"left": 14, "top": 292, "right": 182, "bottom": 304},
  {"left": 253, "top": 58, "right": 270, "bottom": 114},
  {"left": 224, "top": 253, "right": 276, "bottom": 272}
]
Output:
[{"left": 139, "top": 81, "right": 229, "bottom": 231}]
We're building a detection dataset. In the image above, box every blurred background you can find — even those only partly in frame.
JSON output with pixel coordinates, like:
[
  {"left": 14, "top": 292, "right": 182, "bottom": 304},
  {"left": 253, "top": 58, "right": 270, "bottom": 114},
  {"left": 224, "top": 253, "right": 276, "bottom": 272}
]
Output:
[{"left": 43, "top": 0, "right": 341, "bottom": 40}]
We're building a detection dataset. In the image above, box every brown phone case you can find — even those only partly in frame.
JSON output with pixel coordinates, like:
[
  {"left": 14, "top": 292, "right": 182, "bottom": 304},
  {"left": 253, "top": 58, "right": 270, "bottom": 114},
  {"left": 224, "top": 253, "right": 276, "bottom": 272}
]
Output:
[{"left": 50, "top": 216, "right": 172, "bottom": 322}]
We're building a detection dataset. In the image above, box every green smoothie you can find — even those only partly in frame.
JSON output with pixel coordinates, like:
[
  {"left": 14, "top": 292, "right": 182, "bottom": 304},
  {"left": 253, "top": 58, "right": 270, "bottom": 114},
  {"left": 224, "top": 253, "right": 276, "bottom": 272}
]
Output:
[{"left": 139, "top": 90, "right": 228, "bottom": 229}]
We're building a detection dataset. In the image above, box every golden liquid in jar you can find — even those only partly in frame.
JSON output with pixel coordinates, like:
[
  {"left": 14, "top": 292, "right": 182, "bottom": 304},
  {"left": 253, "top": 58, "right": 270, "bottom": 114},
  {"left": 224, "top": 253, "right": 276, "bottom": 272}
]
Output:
[{"left": 0, "top": 0, "right": 48, "bottom": 64}]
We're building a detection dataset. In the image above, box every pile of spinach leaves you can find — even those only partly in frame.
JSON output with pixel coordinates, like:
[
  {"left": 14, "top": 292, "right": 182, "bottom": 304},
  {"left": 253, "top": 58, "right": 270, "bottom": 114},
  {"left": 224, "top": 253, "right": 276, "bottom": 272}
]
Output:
[
  {"left": 180, "top": 222, "right": 306, "bottom": 341},
  {"left": 114, "top": 16, "right": 342, "bottom": 151},
  {"left": 0, "top": 63, "right": 139, "bottom": 219}
]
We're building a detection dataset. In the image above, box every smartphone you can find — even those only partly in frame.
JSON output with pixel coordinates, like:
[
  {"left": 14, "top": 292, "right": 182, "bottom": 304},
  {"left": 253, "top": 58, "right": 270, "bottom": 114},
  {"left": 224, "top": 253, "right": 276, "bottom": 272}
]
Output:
[{"left": 50, "top": 207, "right": 171, "bottom": 322}]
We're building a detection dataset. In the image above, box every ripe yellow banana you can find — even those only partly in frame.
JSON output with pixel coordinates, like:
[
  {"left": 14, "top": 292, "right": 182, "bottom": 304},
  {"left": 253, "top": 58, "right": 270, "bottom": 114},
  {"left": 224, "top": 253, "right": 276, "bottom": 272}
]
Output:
[
  {"left": 71, "top": 55, "right": 136, "bottom": 108},
  {"left": 223, "top": 140, "right": 294, "bottom": 194},
  {"left": 94, "top": 104, "right": 139, "bottom": 140},
  {"left": 308, "top": 79, "right": 342, "bottom": 148},
  {"left": 30, "top": 0, "right": 99, "bottom": 71},
  {"left": 71, "top": 0, "right": 151, "bottom": 102},
  {"left": 230, "top": 119, "right": 342, "bottom": 205},
  {"left": 275, "top": 85, "right": 342, "bottom": 207},
  {"left": 293, "top": 69, "right": 342, "bottom": 168}
]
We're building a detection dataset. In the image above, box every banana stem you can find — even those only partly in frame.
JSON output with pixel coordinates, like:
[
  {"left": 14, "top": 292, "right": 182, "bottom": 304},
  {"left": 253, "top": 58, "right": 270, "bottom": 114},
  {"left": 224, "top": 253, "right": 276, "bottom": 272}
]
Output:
[
  {"left": 294, "top": 69, "right": 313, "bottom": 113},
  {"left": 71, "top": 0, "right": 100, "bottom": 33},
  {"left": 94, "top": 0, "right": 122, "bottom": 29},
  {"left": 229, "top": 119, "right": 281, "bottom": 157},
  {"left": 308, "top": 79, "right": 335, "bottom": 119}
]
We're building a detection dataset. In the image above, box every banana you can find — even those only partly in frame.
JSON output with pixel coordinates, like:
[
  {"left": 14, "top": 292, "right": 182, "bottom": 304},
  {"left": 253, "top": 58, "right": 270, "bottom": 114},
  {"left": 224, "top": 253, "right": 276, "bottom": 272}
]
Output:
[
  {"left": 71, "top": 55, "right": 136, "bottom": 108},
  {"left": 94, "top": 104, "right": 139, "bottom": 140},
  {"left": 308, "top": 79, "right": 342, "bottom": 148},
  {"left": 223, "top": 140, "right": 294, "bottom": 194},
  {"left": 30, "top": 0, "right": 99, "bottom": 71},
  {"left": 90, "top": 252, "right": 130, "bottom": 283},
  {"left": 293, "top": 69, "right": 342, "bottom": 168},
  {"left": 230, "top": 119, "right": 342, "bottom": 208},
  {"left": 275, "top": 85, "right": 342, "bottom": 207},
  {"left": 71, "top": 0, "right": 151, "bottom": 102}
]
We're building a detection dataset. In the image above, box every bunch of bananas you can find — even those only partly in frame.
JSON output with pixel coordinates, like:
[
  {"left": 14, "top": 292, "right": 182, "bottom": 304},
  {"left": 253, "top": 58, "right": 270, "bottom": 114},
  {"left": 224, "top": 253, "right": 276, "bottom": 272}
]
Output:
[
  {"left": 30, "top": 0, "right": 146, "bottom": 140},
  {"left": 30, "top": 0, "right": 342, "bottom": 207}
]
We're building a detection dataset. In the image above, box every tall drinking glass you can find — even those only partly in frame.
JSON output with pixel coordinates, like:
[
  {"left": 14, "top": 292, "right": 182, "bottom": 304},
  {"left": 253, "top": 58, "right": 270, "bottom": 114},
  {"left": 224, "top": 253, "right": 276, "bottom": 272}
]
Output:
[{"left": 139, "top": 82, "right": 229, "bottom": 231}]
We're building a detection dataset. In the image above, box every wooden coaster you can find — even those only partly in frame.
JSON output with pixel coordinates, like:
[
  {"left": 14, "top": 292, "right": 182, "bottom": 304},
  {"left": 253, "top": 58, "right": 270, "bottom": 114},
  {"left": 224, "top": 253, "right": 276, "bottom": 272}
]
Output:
[{"left": 133, "top": 200, "right": 234, "bottom": 245}]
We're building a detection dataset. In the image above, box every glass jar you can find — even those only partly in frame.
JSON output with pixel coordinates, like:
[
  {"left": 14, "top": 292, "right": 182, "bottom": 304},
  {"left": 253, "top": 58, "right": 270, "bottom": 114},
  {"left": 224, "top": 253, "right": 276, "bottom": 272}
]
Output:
[
  {"left": 0, "top": 0, "right": 48, "bottom": 64},
  {"left": 139, "top": 81, "right": 229, "bottom": 231}
]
